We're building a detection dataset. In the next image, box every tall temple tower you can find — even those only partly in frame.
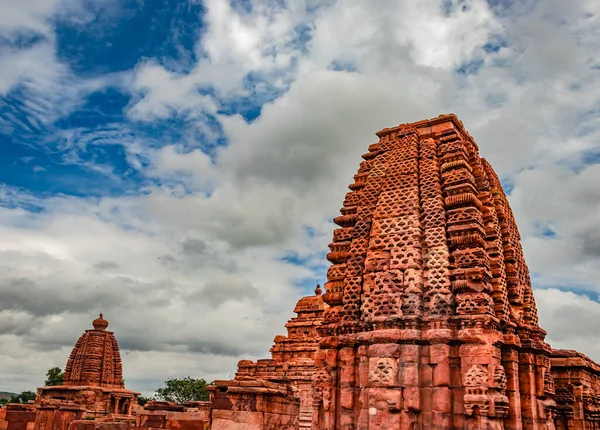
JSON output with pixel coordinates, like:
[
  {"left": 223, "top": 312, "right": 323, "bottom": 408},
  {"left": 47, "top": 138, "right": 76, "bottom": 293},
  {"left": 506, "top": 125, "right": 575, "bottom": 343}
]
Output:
[
  {"left": 210, "top": 114, "right": 600, "bottom": 430},
  {"left": 313, "top": 113, "right": 554, "bottom": 429}
]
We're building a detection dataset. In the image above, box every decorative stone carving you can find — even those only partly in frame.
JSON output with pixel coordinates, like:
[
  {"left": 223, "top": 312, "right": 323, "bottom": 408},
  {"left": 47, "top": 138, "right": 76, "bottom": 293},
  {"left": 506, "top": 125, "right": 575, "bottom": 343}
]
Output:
[
  {"left": 369, "top": 358, "right": 397, "bottom": 386},
  {"left": 456, "top": 292, "right": 494, "bottom": 315},
  {"left": 35, "top": 315, "right": 139, "bottom": 420},
  {"left": 492, "top": 366, "right": 507, "bottom": 391},
  {"left": 464, "top": 365, "right": 489, "bottom": 387},
  {"left": 208, "top": 114, "right": 600, "bottom": 430},
  {"left": 63, "top": 314, "right": 123, "bottom": 388}
]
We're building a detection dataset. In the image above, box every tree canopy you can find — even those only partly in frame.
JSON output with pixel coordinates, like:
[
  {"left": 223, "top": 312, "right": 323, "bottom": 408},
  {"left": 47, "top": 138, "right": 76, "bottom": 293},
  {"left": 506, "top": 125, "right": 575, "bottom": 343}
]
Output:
[
  {"left": 154, "top": 377, "right": 211, "bottom": 403},
  {"left": 7, "top": 391, "right": 36, "bottom": 404},
  {"left": 137, "top": 396, "right": 151, "bottom": 406},
  {"left": 44, "top": 367, "right": 64, "bottom": 386},
  {"left": 0, "top": 366, "right": 65, "bottom": 405}
]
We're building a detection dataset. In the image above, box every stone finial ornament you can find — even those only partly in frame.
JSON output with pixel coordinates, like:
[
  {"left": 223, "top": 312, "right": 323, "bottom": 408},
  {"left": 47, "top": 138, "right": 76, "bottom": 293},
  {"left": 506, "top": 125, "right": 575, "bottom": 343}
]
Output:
[
  {"left": 92, "top": 313, "right": 108, "bottom": 331},
  {"left": 314, "top": 283, "right": 322, "bottom": 296}
]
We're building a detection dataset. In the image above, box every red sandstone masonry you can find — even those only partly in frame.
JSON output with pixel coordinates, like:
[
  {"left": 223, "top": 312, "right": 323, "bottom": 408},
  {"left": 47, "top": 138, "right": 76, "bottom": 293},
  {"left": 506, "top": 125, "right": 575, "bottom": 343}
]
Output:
[
  {"left": 34, "top": 315, "right": 139, "bottom": 430},
  {"left": 3, "top": 404, "right": 36, "bottom": 430},
  {"left": 210, "top": 114, "right": 600, "bottom": 430}
]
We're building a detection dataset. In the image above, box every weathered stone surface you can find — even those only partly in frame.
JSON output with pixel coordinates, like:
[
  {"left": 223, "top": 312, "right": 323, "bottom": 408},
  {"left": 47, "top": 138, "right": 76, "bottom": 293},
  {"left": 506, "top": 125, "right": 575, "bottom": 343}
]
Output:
[
  {"left": 67, "top": 420, "right": 129, "bottom": 430},
  {"left": 209, "top": 114, "right": 600, "bottom": 429},
  {"left": 209, "top": 381, "right": 299, "bottom": 430},
  {"left": 3, "top": 404, "right": 36, "bottom": 430},
  {"left": 0, "top": 407, "right": 7, "bottom": 430},
  {"left": 134, "top": 401, "right": 208, "bottom": 430},
  {"left": 63, "top": 314, "right": 123, "bottom": 388}
]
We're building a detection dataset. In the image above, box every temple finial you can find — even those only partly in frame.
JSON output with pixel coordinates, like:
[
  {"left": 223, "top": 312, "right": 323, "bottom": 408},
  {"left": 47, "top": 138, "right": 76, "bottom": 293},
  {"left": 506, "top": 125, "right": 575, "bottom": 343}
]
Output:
[
  {"left": 314, "top": 283, "right": 322, "bottom": 296},
  {"left": 93, "top": 313, "right": 109, "bottom": 330}
]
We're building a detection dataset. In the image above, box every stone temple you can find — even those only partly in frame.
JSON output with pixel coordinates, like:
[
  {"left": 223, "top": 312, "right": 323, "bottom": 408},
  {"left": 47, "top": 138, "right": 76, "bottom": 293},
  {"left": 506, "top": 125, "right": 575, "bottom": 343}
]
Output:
[
  {"left": 209, "top": 114, "right": 600, "bottom": 429},
  {"left": 36, "top": 314, "right": 139, "bottom": 418},
  {"left": 2, "top": 114, "right": 600, "bottom": 430}
]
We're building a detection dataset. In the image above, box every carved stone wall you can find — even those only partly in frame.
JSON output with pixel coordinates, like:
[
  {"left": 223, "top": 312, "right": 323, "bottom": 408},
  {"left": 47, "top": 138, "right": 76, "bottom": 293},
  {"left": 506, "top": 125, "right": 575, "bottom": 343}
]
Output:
[
  {"left": 32, "top": 402, "right": 85, "bottom": 430},
  {"left": 551, "top": 349, "right": 600, "bottom": 430},
  {"left": 208, "top": 114, "right": 600, "bottom": 430}
]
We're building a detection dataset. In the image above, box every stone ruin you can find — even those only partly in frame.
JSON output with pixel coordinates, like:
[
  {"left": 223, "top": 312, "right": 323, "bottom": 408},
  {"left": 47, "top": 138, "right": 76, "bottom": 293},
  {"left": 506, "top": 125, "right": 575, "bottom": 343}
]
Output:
[
  {"left": 2, "top": 114, "right": 600, "bottom": 430},
  {"left": 209, "top": 114, "right": 600, "bottom": 429},
  {"left": 1, "top": 314, "right": 210, "bottom": 430},
  {"left": 209, "top": 284, "right": 327, "bottom": 430}
]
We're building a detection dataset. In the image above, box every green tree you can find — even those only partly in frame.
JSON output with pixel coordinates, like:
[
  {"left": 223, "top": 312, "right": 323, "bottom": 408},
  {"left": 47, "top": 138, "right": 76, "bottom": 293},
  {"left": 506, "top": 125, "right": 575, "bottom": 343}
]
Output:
[
  {"left": 137, "top": 396, "right": 151, "bottom": 406},
  {"left": 44, "top": 367, "right": 64, "bottom": 386},
  {"left": 154, "top": 377, "right": 211, "bottom": 403},
  {"left": 9, "top": 391, "right": 36, "bottom": 403}
]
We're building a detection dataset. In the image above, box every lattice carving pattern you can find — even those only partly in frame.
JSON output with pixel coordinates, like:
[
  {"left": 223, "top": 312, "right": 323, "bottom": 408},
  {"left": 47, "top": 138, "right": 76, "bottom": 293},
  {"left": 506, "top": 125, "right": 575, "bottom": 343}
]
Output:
[{"left": 321, "top": 118, "right": 542, "bottom": 332}]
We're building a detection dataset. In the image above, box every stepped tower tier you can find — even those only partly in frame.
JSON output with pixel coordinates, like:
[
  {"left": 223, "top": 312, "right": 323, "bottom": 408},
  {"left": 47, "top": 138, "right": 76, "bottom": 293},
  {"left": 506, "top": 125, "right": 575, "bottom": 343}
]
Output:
[
  {"left": 63, "top": 314, "right": 124, "bottom": 388},
  {"left": 314, "top": 114, "right": 551, "bottom": 429},
  {"left": 209, "top": 114, "right": 600, "bottom": 430},
  {"left": 210, "top": 286, "right": 328, "bottom": 430},
  {"left": 322, "top": 114, "right": 538, "bottom": 333}
]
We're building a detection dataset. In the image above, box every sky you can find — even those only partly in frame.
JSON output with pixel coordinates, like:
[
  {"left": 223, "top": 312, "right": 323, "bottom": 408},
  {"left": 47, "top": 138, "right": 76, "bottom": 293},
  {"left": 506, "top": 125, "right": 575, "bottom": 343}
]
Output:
[{"left": 0, "top": 0, "right": 599, "bottom": 396}]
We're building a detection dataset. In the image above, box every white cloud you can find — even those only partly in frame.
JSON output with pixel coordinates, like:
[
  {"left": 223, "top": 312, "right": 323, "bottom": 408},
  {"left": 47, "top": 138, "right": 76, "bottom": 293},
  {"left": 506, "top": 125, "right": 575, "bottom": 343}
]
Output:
[
  {"left": 0, "top": 0, "right": 62, "bottom": 37},
  {"left": 2, "top": 0, "right": 600, "bottom": 396},
  {"left": 537, "top": 288, "right": 600, "bottom": 359}
]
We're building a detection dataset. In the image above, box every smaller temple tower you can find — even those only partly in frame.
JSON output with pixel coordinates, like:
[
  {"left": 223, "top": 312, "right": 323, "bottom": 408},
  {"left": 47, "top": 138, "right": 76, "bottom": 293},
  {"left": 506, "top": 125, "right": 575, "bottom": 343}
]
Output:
[
  {"left": 35, "top": 314, "right": 139, "bottom": 419},
  {"left": 210, "top": 285, "right": 328, "bottom": 430}
]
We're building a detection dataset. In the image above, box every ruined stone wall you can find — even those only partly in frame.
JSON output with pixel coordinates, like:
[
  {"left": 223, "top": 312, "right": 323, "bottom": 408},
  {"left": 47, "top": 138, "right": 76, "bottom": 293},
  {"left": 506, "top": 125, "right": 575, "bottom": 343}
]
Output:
[
  {"left": 209, "top": 380, "right": 299, "bottom": 430},
  {"left": 3, "top": 405, "right": 36, "bottom": 430},
  {"left": 214, "top": 290, "right": 326, "bottom": 430},
  {"left": 67, "top": 421, "right": 129, "bottom": 430},
  {"left": 551, "top": 350, "right": 600, "bottom": 430},
  {"left": 33, "top": 402, "right": 86, "bottom": 430},
  {"left": 135, "top": 401, "right": 209, "bottom": 426},
  {"left": 135, "top": 404, "right": 208, "bottom": 430}
]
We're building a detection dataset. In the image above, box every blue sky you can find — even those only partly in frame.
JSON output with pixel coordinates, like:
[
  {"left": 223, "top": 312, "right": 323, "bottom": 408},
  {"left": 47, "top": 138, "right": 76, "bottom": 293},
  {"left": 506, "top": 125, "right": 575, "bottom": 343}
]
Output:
[{"left": 1, "top": 0, "right": 600, "bottom": 395}]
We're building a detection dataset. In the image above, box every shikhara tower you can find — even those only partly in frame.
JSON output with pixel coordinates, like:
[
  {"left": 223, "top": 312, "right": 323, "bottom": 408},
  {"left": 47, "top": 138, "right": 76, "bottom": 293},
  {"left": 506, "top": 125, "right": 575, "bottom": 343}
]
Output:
[
  {"left": 313, "top": 113, "right": 551, "bottom": 429},
  {"left": 209, "top": 114, "right": 600, "bottom": 430},
  {"left": 36, "top": 314, "right": 139, "bottom": 419}
]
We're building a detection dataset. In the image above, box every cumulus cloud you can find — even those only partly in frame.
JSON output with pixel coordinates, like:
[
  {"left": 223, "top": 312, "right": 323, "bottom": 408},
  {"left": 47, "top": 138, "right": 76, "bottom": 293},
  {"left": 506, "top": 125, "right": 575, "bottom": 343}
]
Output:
[
  {"left": 1, "top": 0, "right": 600, "bottom": 397},
  {"left": 191, "top": 274, "right": 260, "bottom": 307},
  {"left": 537, "top": 288, "right": 600, "bottom": 359}
]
